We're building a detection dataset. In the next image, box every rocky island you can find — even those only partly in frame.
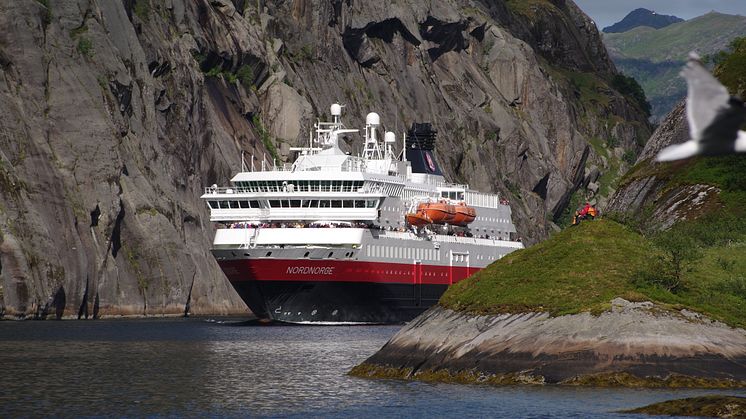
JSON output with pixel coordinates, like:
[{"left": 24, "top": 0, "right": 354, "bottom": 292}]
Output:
[{"left": 353, "top": 41, "right": 746, "bottom": 387}]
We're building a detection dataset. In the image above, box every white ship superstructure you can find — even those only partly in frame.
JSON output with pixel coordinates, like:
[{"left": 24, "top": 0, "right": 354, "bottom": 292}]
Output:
[{"left": 202, "top": 104, "right": 523, "bottom": 323}]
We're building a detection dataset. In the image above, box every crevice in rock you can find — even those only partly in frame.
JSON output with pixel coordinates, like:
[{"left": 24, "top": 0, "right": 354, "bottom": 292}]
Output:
[
  {"left": 78, "top": 276, "right": 89, "bottom": 319},
  {"left": 93, "top": 293, "right": 99, "bottom": 319},
  {"left": 52, "top": 286, "right": 65, "bottom": 320},
  {"left": 532, "top": 173, "right": 550, "bottom": 201},
  {"left": 184, "top": 271, "right": 196, "bottom": 317},
  {"left": 109, "top": 80, "right": 133, "bottom": 117},
  {"left": 419, "top": 16, "right": 470, "bottom": 62},
  {"left": 111, "top": 199, "right": 125, "bottom": 259},
  {"left": 470, "top": 22, "right": 487, "bottom": 42},
  {"left": 551, "top": 145, "right": 591, "bottom": 221},
  {"left": 122, "top": 164, "right": 129, "bottom": 176},
  {"left": 329, "top": 0, "right": 351, "bottom": 27},
  {"left": 230, "top": 0, "right": 247, "bottom": 16},
  {"left": 148, "top": 60, "right": 171, "bottom": 78},
  {"left": 342, "top": 18, "right": 420, "bottom": 67},
  {"left": 90, "top": 204, "right": 101, "bottom": 227},
  {"left": 0, "top": 49, "right": 13, "bottom": 71}
]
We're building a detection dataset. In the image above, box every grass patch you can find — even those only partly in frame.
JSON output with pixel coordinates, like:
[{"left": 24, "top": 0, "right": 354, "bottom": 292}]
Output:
[
  {"left": 134, "top": 0, "right": 150, "bottom": 22},
  {"left": 252, "top": 114, "right": 280, "bottom": 163},
  {"left": 622, "top": 396, "right": 746, "bottom": 416},
  {"left": 504, "top": 0, "right": 555, "bottom": 18},
  {"left": 77, "top": 38, "right": 93, "bottom": 57},
  {"left": 440, "top": 219, "right": 746, "bottom": 328}
]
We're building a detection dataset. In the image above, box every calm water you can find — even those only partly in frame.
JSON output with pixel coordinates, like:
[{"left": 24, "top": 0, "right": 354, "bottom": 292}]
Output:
[{"left": 0, "top": 318, "right": 742, "bottom": 418}]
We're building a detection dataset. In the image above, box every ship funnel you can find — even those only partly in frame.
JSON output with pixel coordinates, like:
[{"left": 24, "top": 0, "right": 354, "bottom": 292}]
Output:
[
  {"left": 330, "top": 103, "right": 342, "bottom": 117},
  {"left": 366, "top": 112, "right": 380, "bottom": 126},
  {"left": 384, "top": 131, "right": 396, "bottom": 143}
]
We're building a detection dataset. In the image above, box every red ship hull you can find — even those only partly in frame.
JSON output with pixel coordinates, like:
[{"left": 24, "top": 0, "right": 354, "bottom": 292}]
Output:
[{"left": 218, "top": 258, "right": 480, "bottom": 323}]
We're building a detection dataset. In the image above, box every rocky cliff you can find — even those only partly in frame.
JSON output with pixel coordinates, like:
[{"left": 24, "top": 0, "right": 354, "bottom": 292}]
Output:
[{"left": 0, "top": 0, "right": 650, "bottom": 317}]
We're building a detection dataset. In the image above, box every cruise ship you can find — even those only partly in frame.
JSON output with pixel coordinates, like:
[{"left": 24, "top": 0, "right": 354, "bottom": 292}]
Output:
[{"left": 202, "top": 104, "right": 523, "bottom": 323}]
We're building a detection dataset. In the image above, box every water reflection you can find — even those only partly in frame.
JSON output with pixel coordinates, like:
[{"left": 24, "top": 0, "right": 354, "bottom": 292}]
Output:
[{"left": 0, "top": 318, "right": 742, "bottom": 418}]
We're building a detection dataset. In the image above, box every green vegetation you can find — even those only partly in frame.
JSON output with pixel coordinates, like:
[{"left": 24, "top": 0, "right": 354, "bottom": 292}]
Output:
[
  {"left": 251, "top": 114, "right": 280, "bottom": 163},
  {"left": 351, "top": 364, "right": 744, "bottom": 389},
  {"left": 714, "top": 36, "right": 746, "bottom": 97},
  {"left": 440, "top": 218, "right": 746, "bottom": 328},
  {"left": 604, "top": 13, "right": 746, "bottom": 62},
  {"left": 133, "top": 0, "right": 150, "bottom": 22},
  {"left": 622, "top": 396, "right": 746, "bottom": 417},
  {"left": 69, "top": 24, "right": 88, "bottom": 38},
  {"left": 77, "top": 38, "right": 93, "bottom": 57},
  {"left": 604, "top": 13, "right": 746, "bottom": 120},
  {"left": 610, "top": 74, "right": 650, "bottom": 116},
  {"left": 236, "top": 65, "right": 255, "bottom": 90},
  {"left": 504, "top": 0, "right": 555, "bottom": 18}
]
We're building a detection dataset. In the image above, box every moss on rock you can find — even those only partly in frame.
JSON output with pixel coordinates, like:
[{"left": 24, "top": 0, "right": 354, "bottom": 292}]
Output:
[{"left": 622, "top": 395, "right": 746, "bottom": 417}]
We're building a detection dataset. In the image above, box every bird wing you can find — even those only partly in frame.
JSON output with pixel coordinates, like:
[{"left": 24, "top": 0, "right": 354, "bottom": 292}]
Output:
[
  {"left": 656, "top": 141, "right": 700, "bottom": 162},
  {"left": 736, "top": 131, "right": 746, "bottom": 152},
  {"left": 681, "top": 52, "right": 731, "bottom": 142}
]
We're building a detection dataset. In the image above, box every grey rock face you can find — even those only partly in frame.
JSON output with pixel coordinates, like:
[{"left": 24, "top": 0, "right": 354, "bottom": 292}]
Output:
[
  {"left": 360, "top": 304, "right": 746, "bottom": 384},
  {"left": 606, "top": 101, "right": 719, "bottom": 231},
  {"left": 0, "top": 0, "right": 649, "bottom": 316}
]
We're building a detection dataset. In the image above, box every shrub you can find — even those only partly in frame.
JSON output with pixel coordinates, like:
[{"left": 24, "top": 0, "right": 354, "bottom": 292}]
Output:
[
  {"left": 611, "top": 73, "right": 651, "bottom": 117},
  {"left": 236, "top": 65, "right": 254, "bottom": 89},
  {"left": 77, "top": 38, "right": 93, "bottom": 57},
  {"left": 622, "top": 150, "right": 637, "bottom": 165},
  {"left": 648, "top": 227, "right": 703, "bottom": 292}
]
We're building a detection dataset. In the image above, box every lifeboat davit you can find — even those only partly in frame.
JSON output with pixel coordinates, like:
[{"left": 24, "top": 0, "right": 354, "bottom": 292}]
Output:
[
  {"left": 417, "top": 201, "right": 456, "bottom": 224},
  {"left": 451, "top": 203, "right": 476, "bottom": 226},
  {"left": 405, "top": 211, "right": 432, "bottom": 226}
]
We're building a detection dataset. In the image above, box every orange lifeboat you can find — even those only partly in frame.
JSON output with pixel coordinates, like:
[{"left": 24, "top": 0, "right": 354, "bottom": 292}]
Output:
[
  {"left": 451, "top": 203, "right": 476, "bottom": 226},
  {"left": 417, "top": 201, "right": 456, "bottom": 224},
  {"left": 405, "top": 211, "right": 432, "bottom": 226}
]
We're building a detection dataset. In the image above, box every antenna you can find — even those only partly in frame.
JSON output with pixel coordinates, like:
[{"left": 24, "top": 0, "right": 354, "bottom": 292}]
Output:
[{"left": 241, "top": 150, "right": 247, "bottom": 172}]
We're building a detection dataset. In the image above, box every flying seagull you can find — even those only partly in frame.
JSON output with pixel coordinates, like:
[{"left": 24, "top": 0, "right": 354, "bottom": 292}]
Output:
[{"left": 656, "top": 52, "right": 746, "bottom": 162}]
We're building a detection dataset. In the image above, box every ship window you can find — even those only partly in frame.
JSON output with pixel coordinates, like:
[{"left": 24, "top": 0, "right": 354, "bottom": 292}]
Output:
[
  {"left": 239, "top": 200, "right": 250, "bottom": 209},
  {"left": 331, "top": 200, "right": 342, "bottom": 208},
  {"left": 219, "top": 200, "right": 230, "bottom": 209},
  {"left": 304, "top": 252, "right": 310, "bottom": 258},
  {"left": 320, "top": 200, "right": 330, "bottom": 208},
  {"left": 366, "top": 199, "right": 378, "bottom": 208},
  {"left": 249, "top": 200, "right": 260, "bottom": 208},
  {"left": 208, "top": 201, "right": 218, "bottom": 209},
  {"left": 309, "top": 200, "right": 319, "bottom": 207},
  {"left": 289, "top": 200, "right": 302, "bottom": 208},
  {"left": 266, "top": 252, "right": 272, "bottom": 257},
  {"left": 269, "top": 200, "right": 282, "bottom": 208},
  {"left": 458, "top": 192, "right": 464, "bottom": 200},
  {"left": 328, "top": 252, "right": 333, "bottom": 258},
  {"left": 342, "top": 200, "right": 353, "bottom": 208},
  {"left": 333, "top": 180, "right": 342, "bottom": 192},
  {"left": 321, "top": 181, "right": 331, "bottom": 192},
  {"left": 441, "top": 191, "right": 448, "bottom": 198},
  {"left": 354, "top": 200, "right": 365, "bottom": 208}
]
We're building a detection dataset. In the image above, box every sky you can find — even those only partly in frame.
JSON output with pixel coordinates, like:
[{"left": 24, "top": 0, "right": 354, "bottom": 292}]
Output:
[{"left": 573, "top": 0, "right": 746, "bottom": 30}]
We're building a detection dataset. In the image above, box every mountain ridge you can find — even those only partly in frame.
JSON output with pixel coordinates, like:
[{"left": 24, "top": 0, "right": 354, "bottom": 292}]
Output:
[
  {"left": 603, "top": 8, "right": 683, "bottom": 34},
  {"left": 604, "top": 11, "right": 746, "bottom": 122}
]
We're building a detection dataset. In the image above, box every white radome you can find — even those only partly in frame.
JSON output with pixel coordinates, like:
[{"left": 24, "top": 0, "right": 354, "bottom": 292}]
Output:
[
  {"left": 366, "top": 112, "right": 380, "bottom": 126},
  {"left": 330, "top": 103, "right": 342, "bottom": 117}
]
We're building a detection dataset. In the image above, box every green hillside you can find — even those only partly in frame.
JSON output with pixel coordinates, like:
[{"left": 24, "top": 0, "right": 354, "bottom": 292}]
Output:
[
  {"left": 440, "top": 43, "right": 746, "bottom": 327},
  {"left": 440, "top": 216, "right": 746, "bottom": 328},
  {"left": 603, "top": 12, "right": 746, "bottom": 121}
]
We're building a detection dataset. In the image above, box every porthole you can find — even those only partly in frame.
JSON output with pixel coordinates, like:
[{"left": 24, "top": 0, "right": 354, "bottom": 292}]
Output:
[
  {"left": 328, "top": 252, "right": 334, "bottom": 258},
  {"left": 244, "top": 253, "right": 250, "bottom": 257},
  {"left": 304, "top": 252, "right": 310, "bottom": 258},
  {"left": 266, "top": 252, "right": 272, "bottom": 257}
]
